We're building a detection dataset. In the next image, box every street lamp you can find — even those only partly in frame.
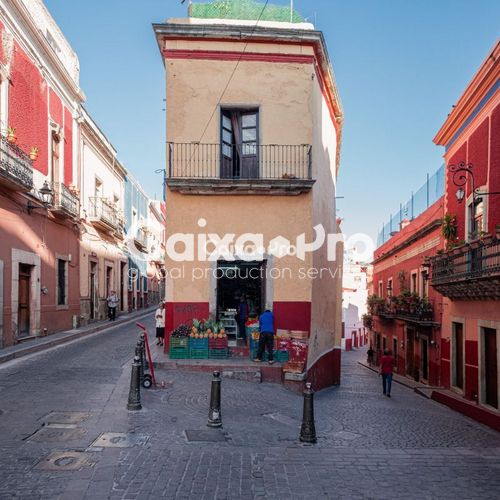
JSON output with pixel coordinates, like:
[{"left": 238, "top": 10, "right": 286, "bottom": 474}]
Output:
[
  {"left": 27, "top": 181, "right": 54, "bottom": 214},
  {"left": 449, "top": 161, "right": 500, "bottom": 203}
]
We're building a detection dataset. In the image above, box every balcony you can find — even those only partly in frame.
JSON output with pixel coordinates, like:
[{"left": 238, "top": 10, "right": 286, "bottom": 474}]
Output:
[
  {"left": 167, "top": 143, "right": 314, "bottom": 195},
  {"left": 0, "top": 135, "right": 34, "bottom": 191},
  {"left": 134, "top": 227, "right": 148, "bottom": 252},
  {"left": 371, "top": 298, "right": 439, "bottom": 327},
  {"left": 88, "top": 197, "right": 118, "bottom": 232},
  {"left": 431, "top": 237, "right": 500, "bottom": 300},
  {"left": 52, "top": 182, "right": 79, "bottom": 217}
]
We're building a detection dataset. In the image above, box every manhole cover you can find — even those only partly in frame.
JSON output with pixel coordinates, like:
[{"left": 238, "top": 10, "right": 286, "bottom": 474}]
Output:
[
  {"left": 29, "top": 425, "right": 86, "bottom": 443},
  {"left": 34, "top": 451, "right": 93, "bottom": 471},
  {"left": 43, "top": 412, "right": 89, "bottom": 424},
  {"left": 91, "top": 432, "right": 149, "bottom": 448},
  {"left": 185, "top": 429, "right": 227, "bottom": 443}
]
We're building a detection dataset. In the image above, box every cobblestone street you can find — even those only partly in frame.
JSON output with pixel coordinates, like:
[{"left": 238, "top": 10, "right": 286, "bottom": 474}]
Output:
[{"left": 0, "top": 314, "right": 499, "bottom": 499}]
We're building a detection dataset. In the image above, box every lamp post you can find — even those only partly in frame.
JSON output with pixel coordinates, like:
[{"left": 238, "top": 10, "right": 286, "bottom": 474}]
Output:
[
  {"left": 27, "top": 181, "right": 54, "bottom": 214},
  {"left": 449, "top": 162, "right": 500, "bottom": 203}
]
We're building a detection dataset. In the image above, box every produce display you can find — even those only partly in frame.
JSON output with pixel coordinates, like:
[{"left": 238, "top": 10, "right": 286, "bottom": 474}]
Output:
[
  {"left": 190, "top": 318, "right": 227, "bottom": 339},
  {"left": 171, "top": 323, "right": 190, "bottom": 338}
]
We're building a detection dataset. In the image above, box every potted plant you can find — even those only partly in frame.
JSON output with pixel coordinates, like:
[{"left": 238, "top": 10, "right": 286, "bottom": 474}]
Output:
[
  {"left": 442, "top": 213, "right": 458, "bottom": 249},
  {"left": 6, "top": 126, "right": 17, "bottom": 144},
  {"left": 29, "top": 146, "right": 39, "bottom": 161}
]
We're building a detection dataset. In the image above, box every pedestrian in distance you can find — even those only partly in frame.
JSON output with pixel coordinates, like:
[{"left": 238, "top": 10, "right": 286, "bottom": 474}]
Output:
[
  {"left": 367, "top": 346, "right": 375, "bottom": 366},
  {"left": 155, "top": 302, "right": 165, "bottom": 346},
  {"left": 254, "top": 308, "right": 275, "bottom": 365},
  {"left": 106, "top": 290, "right": 119, "bottom": 321},
  {"left": 379, "top": 348, "right": 394, "bottom": 397},
  {"left": 237, "top": 294, "right": 249, "bottom": 341}
]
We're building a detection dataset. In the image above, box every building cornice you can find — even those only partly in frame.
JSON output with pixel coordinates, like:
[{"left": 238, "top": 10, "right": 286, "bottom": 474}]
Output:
[{"left": 434, "top": 40, "right": 499, "bottom": 147}]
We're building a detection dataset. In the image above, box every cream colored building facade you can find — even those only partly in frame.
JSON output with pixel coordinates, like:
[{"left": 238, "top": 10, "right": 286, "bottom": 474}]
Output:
[{"left": 154, "top": 17, "right": 344, "bottom": 388}]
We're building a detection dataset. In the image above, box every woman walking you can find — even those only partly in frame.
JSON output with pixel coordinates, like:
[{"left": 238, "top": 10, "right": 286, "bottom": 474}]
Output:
[{"left": 155, "top": 302, "right": 165, "bottom": 346}]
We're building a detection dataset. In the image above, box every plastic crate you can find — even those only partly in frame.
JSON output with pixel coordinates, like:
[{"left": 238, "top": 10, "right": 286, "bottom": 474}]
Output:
[
  {"left": 189, "top": 349, "right": 209, "bottom": 360},
  {"left": 169, "top": 347, "right": 189, "bottom": 359},
  {"left": 209, "top": 348, "right": 228, "bottom": 359},
  {"left": 274, "top": 350, "right": 289, "bottom": 363},
  {"left": 170, "top": 337, "right": 189, "bottom": 349},
  {"left": 209, "top": 338, "right": 228, "bottom": 349},
  {"left": 189, "top": 337, "right": 209, "bottom": 349}
]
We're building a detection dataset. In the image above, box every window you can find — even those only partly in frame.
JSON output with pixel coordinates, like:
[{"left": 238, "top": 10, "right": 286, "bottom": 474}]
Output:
[
  {"left": 411, "top": 272, "right": 418, "bottom": 294},
  {"left": 378, "top": 280, "right": 384, "bottom": 298},
  {"left": 220, "top": 108, "right": 259, "bottom": 179},
  {"left": 387, "top": 278, "right": 393, "bottom": 297},
  {"left": 95, "top": 177, "right": 102, "bottom": 197},
  {"left": 468, "top": 197, "right": 485, "bottom": 240},
  {"left": 57, "top": 259, "right": 67, "bottom": 305},
  {"left": 51, "top": 133, "right": 60, "bottom": 183}
]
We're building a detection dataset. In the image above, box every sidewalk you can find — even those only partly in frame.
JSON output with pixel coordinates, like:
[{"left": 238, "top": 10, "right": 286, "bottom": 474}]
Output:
[
  {"left": 359, "top": 359, "right": 500, "bottom": 432},
  {"left": 0, "top": 308, "right": 153, "bottom": 365}
]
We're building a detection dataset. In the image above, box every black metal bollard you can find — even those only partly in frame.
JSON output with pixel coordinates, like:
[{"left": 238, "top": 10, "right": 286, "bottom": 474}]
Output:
[
  {"left": 126, "top": 355, "right": 142, "bottom": 411},
  {"left": 207, "top": 371, "right": 222, "bottom": 428},
  {"left": 299, "top": 382, "right": 317, "bottom": 443},
  {"left": 136, "top": 340, "right": 145, "bottom": 386}
]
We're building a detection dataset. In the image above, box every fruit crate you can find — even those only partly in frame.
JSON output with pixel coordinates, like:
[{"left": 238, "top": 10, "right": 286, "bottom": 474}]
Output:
[
  {"left": 209, "top": 348, "right": 228, "bottom": 359},
  {"left": 170, "top": 337, "right": 189, "bottom": 349},
  {"left": 189, "top": 349, "right": 209, "bottom": 360},
  {"left": 189, "top": 337, "right": 209, "bottom": 349},
  {"left": 169, "top": 347, "right": 189, "bottom": 359},
  {"left": 209, "top": 338, "right": 228, "bottom": 349}
]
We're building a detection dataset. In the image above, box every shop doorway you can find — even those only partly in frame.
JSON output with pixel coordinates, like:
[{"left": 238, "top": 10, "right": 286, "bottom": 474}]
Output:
[
  {"left": 18, "top": 264, "right": 31, "bottom": 337},
  {"left": 420, "top": 336, "right": 429, "bottom": 381},
  {"left": 216, "top": 260, "right": 265, "bottom": 319},
  {"left": 483, "top": 327, "right": 498, "bottom": 409}
]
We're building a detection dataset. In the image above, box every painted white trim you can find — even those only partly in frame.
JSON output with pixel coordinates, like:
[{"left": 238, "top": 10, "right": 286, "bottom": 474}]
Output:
[
  {"left": 0, "top": 71, "right": 9, "bottom": 132},
  {"left": 11, "top": 249, "right": 41, "bottom": 338}
]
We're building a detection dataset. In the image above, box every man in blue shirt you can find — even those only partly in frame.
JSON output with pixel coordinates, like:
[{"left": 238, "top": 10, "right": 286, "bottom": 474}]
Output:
[{"left": 254, "top": 309, "right": 275, "bottom": 364}]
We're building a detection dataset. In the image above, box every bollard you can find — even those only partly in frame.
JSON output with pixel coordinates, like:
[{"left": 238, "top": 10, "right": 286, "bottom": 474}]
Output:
[
  {"left": 299, "top": 382, "right": 317, "bottom": 443},
  {"left": 207, "top": 371, "right": 222, "bottom": 428},
  {"left": 136, "top": 340, "right": 144, "bottom": 387},
  {"left": 126, "top": 355, "right": 142, "bottom": 411}
]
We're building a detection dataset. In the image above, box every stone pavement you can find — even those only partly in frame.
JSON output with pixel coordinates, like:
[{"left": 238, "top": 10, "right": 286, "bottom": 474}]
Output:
[{"left": 0, "top": 317, "right": 499, "bottom": 499}]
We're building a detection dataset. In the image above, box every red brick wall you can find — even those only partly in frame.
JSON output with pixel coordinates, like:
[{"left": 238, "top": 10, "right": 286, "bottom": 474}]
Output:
[
  {"left": 49, "top": 88, "right": 63, "bottom": 126},
  {"left": 489, "top": 104, "right": 500, "bottom": 233},
  {"left": 8, "top": 42, "right": 49, "bottom": 175},
  {"left": 64, "top": 107, "right": 73, "bottom": 185}
]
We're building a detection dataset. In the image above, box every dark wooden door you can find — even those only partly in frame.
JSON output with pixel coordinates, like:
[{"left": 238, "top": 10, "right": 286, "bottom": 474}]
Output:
[
  {"left": 406, "top": 329, "right": 414, "bottom": 376},
  {"left": 90, "top": 262, "right": 97, "bottom": 320},
  {"left": 18, "top": 264, "right": 31, "bottom": 337},
  {"left": 484, "top": 328, "right": 498, "bottom": 408},
  {"left": 421, "top": 337, "right": 429, "bottom": 380},
  {"left": 454, "top": 323, "right": 464, "bottom": 389}
]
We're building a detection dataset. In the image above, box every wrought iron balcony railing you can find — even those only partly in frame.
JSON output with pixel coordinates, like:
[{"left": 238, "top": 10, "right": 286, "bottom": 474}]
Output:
[
  {"left": 0, "top": 135, "right": 34, "bottom": 191},
  {"left": 430, "top": 237, "right": 500, "bottom": 299},
  {"left": 53, "top": 182, "right": 79, "bottom": 217},
  {"left": 134, "top": 227, "right": 148, "bottom": 250},
  {"left": 374, "top": 299, "right": 437, "bottom": 325},
  {"left": 167, "top": 143, "right": 312, "bottom": 181},
  {"left": 88, "top": 196, "right": 118, "bottom": 230}
]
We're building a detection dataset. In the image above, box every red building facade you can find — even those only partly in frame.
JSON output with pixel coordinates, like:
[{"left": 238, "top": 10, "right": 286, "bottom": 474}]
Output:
[
  {"left": 431, "top": 41, "right": 499, "bottom": 411},
  {"left": 371, "top": 199, "right": 444, "bottom": 386},
  {"left": 0, "top": 2, "right": 83, "bottom": 347}
]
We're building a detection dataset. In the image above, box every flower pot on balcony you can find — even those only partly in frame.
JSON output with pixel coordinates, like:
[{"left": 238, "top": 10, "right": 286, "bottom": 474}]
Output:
[{"left": 29, "top": 147, "right": 39, "bottom": 161}]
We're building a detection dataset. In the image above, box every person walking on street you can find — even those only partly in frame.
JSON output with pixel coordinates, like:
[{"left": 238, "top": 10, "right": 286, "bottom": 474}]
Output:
[
  {"left": 367, "top": 346, "right": 375, "bottom": 366},
  {"left": 237, "top": 295, "right": 249, "bottom": 341},
  {"left": 379, "top": 348, "right": 394, "bottom": 397},
  {"left": 155, "top": 302, "right": 165, "bottom": 346},
  {"left": 254, "top": 308, "right": 275, "bottom": 365},
  {"left": 106, "top": 291, "right": 119, "bottom": 321}
]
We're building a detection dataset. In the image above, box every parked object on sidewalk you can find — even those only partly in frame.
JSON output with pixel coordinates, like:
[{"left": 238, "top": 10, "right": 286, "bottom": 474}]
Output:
[
  {"left": 300, "top": 382, "right": 317, "bottom": 443},
  {"left": 126, "top": 356, "right": 142, "bottom": 411},
  {"left": 137, "top": 323, "right": 156, "bottom": 389},
  {"left": 379, "top": 348, "right": 394, "bottom": 397},
  {"left": 207, "top": 371, "right": 222, "bottom": 428}
]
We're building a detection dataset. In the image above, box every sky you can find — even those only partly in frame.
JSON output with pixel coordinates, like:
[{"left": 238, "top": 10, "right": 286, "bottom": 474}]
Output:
[{"left": 44, "top": 0, "right": 500, "bottom": 244}]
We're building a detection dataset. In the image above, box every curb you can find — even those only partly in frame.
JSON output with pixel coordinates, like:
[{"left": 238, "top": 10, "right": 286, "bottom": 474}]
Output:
[{"left": 0, "top": 310, "right": 153, "bottom": 365}]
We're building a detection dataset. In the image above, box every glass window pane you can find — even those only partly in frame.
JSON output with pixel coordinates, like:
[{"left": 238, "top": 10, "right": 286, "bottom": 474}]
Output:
[
  {"left": 242, "top": 114, "right": 257, "bottom": 127},
  {"left": 223, "top": 144, "right": 232, "bottom": 158},
  {"left": 242, "top": 128, "right": 256, "bottom": 141},
  {"left": 222, "top": 130, "right": 232, "bottom": 144},
  {"left": 222, "top": 115, "right": 232, "bottom": 129}
]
